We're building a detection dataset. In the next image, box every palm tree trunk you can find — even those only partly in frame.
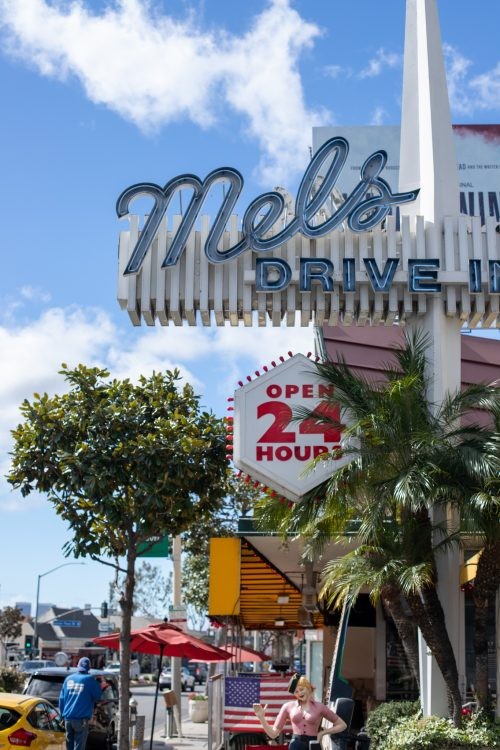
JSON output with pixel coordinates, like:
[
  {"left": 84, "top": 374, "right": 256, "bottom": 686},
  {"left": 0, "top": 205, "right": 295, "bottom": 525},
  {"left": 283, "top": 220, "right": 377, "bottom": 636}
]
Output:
[
  {"left": 472, "top": 594, "right": 490, "bottom": 710},
  {"left": 381, "top": 585, "right": 420, "bottom": 688},
  {"left": 407, "top": 586, "right": 462, "bottom": 727},
  {"left": 472, "top": 542, "right": 500, "bottom": 711}
]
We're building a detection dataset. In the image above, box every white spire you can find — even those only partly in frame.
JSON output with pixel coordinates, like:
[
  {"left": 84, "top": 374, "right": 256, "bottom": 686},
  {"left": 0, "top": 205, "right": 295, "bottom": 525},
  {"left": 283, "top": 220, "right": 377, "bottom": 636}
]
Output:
[{"left": 399, "top": 0, "right": 459, "bottom": 223}]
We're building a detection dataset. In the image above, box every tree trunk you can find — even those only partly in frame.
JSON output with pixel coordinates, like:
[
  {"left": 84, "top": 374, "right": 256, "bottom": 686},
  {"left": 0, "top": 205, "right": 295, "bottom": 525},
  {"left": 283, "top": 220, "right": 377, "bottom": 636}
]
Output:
[
  {"left": 381, "top": 585, "right": 420, "bottom": 689},
  {"left": 407, "top": 585, "right": 462, "bottom": 727},
  {"left": 473, "top": 594, "right": 490, "bottom": 710},
  {"left": 118, "top": 545, "right": 136, "bottom": 750},
  {"left": 472, "top": 541, "right": 500, "bottom": 711}
]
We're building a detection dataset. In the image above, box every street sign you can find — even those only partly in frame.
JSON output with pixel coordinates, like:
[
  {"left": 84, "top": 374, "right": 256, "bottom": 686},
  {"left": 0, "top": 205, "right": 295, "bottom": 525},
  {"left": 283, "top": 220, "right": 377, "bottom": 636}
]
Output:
[
  {"left": 168, "top": 604, "right": 188, "bottom": 631},
  {"left": 137, "top": 536, "right": 170, "bottom": 558},
  {"left": 233, "top": 353, "right": 347, "bottom": 502},
  {"left": 98, "top": 622, "right": 116, "bottom": 633},
  {"left": 53, "top": 620, "right": 81, "bottom": 628},
  {"left": 168, "top": 605, "right": 187, "bottom": 619}
]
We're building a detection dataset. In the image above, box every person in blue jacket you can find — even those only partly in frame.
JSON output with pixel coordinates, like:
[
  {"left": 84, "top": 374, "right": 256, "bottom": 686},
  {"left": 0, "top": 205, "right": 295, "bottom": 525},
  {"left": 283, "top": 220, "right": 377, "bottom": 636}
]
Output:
[{"left": 59, "top": 657, "right": 103, "bottom": 750}]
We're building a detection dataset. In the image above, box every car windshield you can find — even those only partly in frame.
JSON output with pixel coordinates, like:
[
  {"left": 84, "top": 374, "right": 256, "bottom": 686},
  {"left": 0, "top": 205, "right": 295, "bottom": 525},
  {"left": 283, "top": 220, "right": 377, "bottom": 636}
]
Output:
[{"left": 25, "top": 675, "right": 64, "bottom": 703}]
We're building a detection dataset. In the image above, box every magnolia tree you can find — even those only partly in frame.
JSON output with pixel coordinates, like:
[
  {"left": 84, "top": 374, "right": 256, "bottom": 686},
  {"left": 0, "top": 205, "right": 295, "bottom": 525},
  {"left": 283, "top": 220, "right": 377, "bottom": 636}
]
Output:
[{"left": 8, "top": 365, "right": 228, "bottom": 750}]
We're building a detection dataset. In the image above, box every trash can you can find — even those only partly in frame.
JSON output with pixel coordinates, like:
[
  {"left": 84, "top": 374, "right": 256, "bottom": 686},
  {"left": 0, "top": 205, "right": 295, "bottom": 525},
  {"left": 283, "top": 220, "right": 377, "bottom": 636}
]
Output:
[
  {"left": 354, "top": 729, "right": 371, "bottom": 750},
  {"left": 330, "top": 697, "right": 355, "bottom": 750}
]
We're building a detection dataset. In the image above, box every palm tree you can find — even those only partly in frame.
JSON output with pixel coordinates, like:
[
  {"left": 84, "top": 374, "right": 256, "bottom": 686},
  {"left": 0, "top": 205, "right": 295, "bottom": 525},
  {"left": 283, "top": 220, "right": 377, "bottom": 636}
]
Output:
[
  {"left": 288, "top": 329, "right": 500, "bottom": 726},
  {"left": 319, "top": 537, "right": 421, "bottom": 689},
  {"left": 459, "top": 474, "right": 500, "bottom": 711}
]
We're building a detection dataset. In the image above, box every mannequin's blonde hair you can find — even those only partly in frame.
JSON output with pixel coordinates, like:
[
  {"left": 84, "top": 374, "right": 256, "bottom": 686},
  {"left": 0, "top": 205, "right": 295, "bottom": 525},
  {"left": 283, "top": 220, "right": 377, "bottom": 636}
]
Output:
[{"left": 295, "top": 676, "right": 315, "bottom": 694}]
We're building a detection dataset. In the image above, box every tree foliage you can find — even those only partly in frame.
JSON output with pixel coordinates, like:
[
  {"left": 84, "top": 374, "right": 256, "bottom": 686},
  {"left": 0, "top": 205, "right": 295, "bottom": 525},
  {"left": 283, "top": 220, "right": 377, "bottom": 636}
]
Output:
[
  {"left": 0, "top": 607, "right": 23, "bottom": 643},
  {"left": 7, "top": 365, "right": 228, "bottom": 750},
  {"left": 109, "top": 561, "right": 172, "bottom": 619},
  {"left": 0, "top": 666, "right": 26, "bottom": 693}
]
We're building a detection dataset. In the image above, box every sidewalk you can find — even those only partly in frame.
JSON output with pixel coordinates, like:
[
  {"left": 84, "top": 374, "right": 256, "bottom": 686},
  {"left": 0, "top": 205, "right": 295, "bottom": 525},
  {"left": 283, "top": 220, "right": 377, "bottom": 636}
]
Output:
[{"left": 146, "top": 710, "right": 209, "bottom": 750}]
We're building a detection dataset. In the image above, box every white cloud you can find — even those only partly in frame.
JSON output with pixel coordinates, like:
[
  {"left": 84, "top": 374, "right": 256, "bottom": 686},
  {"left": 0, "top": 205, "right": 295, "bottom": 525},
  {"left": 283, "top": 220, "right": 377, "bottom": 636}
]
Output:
[
  {"left": 20, "top": 285, "right": 51, "bottom": 303},
  {"left": 443, "top": 43, "right": 474, "bottom": 115},
  {"left": 470, "top": 63, "right": 500, "bottom": 111},
  {"left": 370, "top": 106, "right": 387, "bottom": 126},
  {"left": 324, "top": 64, "right": 351, "bottom": 80},
  {"left": 0, "top": 0, "right": 330, "bottom": 184},
  {"left": 358, "top": 48, "right": 401, "bottom": 79},
  {"left": 444, "top": 43, "right": 500, "bottom": 116}
]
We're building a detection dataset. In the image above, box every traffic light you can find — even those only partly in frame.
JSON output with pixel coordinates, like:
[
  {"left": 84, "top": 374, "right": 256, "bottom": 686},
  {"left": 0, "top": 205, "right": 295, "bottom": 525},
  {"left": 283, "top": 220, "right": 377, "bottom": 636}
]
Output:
[
  {"left": 101, "top": 601, "right": 108, "bottom": 618},
  {"left": 24, "top": 634, "right": 33, "bottom": 652}
]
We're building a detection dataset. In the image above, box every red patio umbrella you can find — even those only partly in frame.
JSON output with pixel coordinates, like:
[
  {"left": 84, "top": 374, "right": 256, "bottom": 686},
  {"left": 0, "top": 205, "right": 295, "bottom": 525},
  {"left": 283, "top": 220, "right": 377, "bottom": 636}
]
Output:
[
  {"left": 191, "top": 643, "right": 268, "bottom": 663},
  {"left": 94, "top": 622, "right": 230, "bottom": 748},
  {"left": 94, "top": 621, "right": 231, "bottom": 660},
  {"left": 224, "top": 644, "right": 269, "bottom": 662}
]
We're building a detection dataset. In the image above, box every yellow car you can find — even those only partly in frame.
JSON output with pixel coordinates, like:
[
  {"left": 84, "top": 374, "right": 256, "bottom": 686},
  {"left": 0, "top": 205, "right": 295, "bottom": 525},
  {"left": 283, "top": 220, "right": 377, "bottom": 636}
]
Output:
[{"left": 0, "top": 693, "right": 65, "bottom": 750}]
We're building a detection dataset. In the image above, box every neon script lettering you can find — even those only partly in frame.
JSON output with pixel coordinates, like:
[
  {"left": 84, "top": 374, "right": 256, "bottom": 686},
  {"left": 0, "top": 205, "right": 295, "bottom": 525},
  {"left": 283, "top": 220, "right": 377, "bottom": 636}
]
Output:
[{"left": 117, "top": 137, "right": 420, "bottom": 274}]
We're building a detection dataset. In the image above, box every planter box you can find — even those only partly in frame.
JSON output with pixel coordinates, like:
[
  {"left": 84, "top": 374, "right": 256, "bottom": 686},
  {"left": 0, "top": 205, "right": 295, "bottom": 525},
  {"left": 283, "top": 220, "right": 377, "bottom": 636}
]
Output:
[{"left": 188, "top": 700, "right": 208, "bottom": 723}]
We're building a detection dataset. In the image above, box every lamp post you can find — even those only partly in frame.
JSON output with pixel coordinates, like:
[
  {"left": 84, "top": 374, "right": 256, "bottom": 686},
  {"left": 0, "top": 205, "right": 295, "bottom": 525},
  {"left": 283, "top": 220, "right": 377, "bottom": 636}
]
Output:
[{"left": 34, "top": 562, "right": 85, "bottom": 653}]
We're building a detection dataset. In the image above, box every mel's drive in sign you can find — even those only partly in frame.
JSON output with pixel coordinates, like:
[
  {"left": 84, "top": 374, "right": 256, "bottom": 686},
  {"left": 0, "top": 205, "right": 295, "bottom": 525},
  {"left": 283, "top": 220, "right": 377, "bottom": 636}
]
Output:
[{"left": 233, "top": 354, "right": 346, "bottom": 502}]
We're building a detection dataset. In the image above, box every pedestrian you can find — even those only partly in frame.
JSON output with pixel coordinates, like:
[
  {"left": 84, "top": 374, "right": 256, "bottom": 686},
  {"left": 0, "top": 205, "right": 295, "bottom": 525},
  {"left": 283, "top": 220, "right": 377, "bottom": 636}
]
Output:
[
  {"left": 253, "top": 674, "right": 347, "bottom": 750},
  {"left": 59, "top": 657, "right": 103, "bottom": 750}
]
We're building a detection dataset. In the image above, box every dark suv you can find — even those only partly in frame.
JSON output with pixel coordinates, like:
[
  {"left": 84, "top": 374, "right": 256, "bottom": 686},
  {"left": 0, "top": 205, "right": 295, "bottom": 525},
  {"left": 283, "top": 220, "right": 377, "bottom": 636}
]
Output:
[
  {"left": 23, "top": 667, "right": 119, "bottom": 749},
  {"left": 187, "top": 662, "right": 207, "bottom": 685}
]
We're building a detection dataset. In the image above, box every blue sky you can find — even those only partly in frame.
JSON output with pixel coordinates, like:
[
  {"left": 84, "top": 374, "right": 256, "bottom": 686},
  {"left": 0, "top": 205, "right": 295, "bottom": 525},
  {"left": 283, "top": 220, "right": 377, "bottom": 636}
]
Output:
[{"left": 0, "top": 0, "right": 499, "bottom": 616}]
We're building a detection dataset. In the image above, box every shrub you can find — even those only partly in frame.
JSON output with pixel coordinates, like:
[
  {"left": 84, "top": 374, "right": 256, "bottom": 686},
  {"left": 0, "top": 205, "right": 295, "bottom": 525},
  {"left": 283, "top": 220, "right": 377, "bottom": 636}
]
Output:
[
  {"left": 365, "top": 700, "right": 420, "bottom": 748},
  {"left": 366, "top": 704, "right": 500, "bottom": 750},
  {"left": 0, "top": 667, "right": 26, "bottom": 693},
  {"left": 388, "top": 713, "right": 499, "bottom": 750},
  {"left": 188, "top": 693, "right": 208, "bottom": 701}
]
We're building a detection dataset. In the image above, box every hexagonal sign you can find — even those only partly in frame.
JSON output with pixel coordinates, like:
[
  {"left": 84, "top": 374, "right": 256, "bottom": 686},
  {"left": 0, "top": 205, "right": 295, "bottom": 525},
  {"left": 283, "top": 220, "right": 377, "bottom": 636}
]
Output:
[{"left": 233, "top": 353, "right": 345, "bottom": 502}]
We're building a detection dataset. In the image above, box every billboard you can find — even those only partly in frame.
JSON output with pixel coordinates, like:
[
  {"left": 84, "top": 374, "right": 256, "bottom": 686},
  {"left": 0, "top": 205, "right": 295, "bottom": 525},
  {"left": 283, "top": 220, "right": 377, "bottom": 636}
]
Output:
[{"left": 313, "top": 124, "right": 500, "bottom": 226}]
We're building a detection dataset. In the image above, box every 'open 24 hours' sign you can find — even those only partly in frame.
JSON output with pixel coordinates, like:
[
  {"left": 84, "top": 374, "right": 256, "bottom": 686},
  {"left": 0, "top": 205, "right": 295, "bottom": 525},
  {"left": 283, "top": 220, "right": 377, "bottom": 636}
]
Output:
[{"left": 233, "top": 354, "right": 345, "bottom": 502}]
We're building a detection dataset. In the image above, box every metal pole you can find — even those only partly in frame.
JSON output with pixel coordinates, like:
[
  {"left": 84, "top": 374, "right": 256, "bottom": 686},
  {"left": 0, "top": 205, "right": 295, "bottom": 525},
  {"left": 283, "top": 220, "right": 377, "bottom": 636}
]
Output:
[
  {"left": 149, "top": 645, "right": 164, "bottom": 750},
  {"left": 33, "top": 575, "right": 41, "bottom": 653},
  {"left": 132, "top": 715, "right": 145, "bottom": 750},
  {"left": 33, "top": 563, "right": 85, "bottom": 656},
  {"left": 129, "top": 697, "right": 138, "bottom": 746},
  {"left": 171, "top": 535, "right": 182, "bottom": 735}
]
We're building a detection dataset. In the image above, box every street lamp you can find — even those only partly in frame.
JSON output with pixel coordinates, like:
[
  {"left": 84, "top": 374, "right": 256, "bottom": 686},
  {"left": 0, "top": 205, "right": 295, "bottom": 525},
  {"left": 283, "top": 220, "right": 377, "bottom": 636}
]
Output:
[{"left": 34, "top": 562, "right": 85, "bottom": 652}]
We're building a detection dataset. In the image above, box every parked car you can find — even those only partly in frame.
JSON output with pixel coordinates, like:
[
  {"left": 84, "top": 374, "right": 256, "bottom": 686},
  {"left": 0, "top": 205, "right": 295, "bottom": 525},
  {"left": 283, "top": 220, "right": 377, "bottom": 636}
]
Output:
[
  {"left": 0, "top": 692, "right": 65, "bottom": 750},
  {"left": 105, "top": 660, "right": 140, "bottom": 679},
  {"left": 18, "top": 660, "right": 57, "bottom": 675},
  {"left": 187, "top": 662, "right": 207, "bottom": 685},
  {"left": 23, "top": 668, "right": 119, "bottom": 749},
  {"left": 158, "top": 666, "right": 195, "bottom": 692}
]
